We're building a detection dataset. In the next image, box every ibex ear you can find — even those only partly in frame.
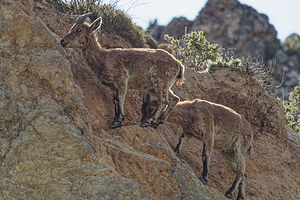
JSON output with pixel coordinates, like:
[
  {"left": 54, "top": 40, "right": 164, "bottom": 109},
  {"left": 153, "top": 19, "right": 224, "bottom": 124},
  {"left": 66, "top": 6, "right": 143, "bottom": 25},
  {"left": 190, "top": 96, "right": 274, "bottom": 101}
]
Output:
[
  {"left": 90, "top": 17, "right": 102, "bottom": 33},
  {"left": 76, "top": 12, "right": 93, "bottom": 24}
]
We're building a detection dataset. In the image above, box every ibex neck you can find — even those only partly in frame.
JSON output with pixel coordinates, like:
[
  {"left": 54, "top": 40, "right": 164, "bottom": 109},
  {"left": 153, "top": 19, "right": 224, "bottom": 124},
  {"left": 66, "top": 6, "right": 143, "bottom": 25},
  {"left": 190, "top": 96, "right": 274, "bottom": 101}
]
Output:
[
  {"left": 83, "top": 33, "right": 106, "bottom": 61},
  {"left": 168, "top": 108, "right": 184, "bottom": 127}
]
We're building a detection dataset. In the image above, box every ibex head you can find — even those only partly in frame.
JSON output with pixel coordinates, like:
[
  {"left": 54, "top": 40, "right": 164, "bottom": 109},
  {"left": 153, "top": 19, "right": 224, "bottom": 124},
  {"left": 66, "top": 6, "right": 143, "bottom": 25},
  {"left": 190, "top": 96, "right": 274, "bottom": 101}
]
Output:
[
  {"left": 60, "top": 13, "right": 102, "bottom": 49},
  {"left": 141, "top": 93, "right": 158, "bottom": 122}
]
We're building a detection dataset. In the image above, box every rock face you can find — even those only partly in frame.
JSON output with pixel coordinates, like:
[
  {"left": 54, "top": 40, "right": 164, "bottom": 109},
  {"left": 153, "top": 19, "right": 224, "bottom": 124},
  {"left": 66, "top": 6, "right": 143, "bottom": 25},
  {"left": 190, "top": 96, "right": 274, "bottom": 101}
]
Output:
[
  {"left": 0, "top": 0, "right": 299, "bottom": 200},
  {"left": 268, "top": 34, "right": 300, "bottom": 98},
  {"left": 150, "top": 0, "right": 299, "bottom": 98},
  {"left": 191, "top": 0, "right": 279, "bottom": 60},
  {"left": 151, "top": 17, "right": 192, "bottom": 42}
]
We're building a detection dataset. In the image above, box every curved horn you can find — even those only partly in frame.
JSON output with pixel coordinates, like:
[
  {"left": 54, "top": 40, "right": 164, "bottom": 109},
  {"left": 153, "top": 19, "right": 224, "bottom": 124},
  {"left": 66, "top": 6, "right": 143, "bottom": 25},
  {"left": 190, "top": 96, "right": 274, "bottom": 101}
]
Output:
[{"left": 75, "top": 12, "right": 93, "bottom": 24}]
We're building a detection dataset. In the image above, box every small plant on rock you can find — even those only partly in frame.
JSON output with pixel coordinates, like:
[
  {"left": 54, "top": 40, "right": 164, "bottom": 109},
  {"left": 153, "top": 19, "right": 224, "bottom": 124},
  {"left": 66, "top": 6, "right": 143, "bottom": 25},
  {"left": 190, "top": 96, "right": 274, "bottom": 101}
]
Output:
[
  {"left": 282, "top": 34, "right": 300, "bottom": 55},
  {"left": 165, "top": 31, "right": 220, "bottom": 71},
  {"left": 208, "top": 56, "right": 245, "bottom": 73},
  {"left": 283, "top": 82, "right": 300, "bottom": 134}
]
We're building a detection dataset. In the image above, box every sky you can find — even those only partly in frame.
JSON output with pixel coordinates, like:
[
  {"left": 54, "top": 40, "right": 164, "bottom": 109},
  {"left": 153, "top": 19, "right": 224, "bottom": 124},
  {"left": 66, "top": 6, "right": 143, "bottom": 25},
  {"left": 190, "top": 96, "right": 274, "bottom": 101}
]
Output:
[{"left": 102, "top": 0, "right": 300, "bottom": 42}]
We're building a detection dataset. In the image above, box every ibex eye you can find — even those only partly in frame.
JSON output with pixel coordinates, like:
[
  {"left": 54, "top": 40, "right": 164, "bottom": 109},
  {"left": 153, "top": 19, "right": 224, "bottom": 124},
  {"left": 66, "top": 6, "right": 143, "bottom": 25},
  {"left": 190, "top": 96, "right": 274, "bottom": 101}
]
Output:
[{"left": 76, "top": 28, "right": 81, "bottom": 32}]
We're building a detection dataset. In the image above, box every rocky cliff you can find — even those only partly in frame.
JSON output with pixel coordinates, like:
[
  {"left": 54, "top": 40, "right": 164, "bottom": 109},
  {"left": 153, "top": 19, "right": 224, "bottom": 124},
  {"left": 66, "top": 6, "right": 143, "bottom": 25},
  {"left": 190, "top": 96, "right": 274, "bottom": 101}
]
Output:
[
  {"left": 0, "top": 0, "right": 299, "bottom": 200},
  {"left": 150, "top": 0, "right": 300, "bottom": 99}
]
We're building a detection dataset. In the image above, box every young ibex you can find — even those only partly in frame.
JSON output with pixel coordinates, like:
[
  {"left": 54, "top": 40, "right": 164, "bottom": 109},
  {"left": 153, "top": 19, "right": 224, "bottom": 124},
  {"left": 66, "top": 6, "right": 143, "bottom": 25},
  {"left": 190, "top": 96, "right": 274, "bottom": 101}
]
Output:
[
  {"left": 60, "top": 13, "right": 184, "bottom": 128},
  {"left": 141, "top": 93, "right": 253, "bottom": 200}
]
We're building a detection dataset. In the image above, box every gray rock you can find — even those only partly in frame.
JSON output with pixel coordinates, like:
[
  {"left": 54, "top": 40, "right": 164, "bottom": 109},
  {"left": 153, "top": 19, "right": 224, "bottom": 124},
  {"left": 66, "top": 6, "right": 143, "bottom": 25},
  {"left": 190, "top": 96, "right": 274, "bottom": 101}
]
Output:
[{"left": 150, "top": 17, "right": 192, "bottom": 43}]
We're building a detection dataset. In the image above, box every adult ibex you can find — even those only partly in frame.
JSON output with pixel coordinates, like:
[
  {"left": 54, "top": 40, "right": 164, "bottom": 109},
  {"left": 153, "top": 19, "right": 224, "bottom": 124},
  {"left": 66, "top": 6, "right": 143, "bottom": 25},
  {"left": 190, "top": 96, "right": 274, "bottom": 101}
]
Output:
[
  {"left": 141, "top": 93, "right": 253, "bottom": 200},
  {"left": 60, "top": 13, "right": 184, "bottom": 128}
]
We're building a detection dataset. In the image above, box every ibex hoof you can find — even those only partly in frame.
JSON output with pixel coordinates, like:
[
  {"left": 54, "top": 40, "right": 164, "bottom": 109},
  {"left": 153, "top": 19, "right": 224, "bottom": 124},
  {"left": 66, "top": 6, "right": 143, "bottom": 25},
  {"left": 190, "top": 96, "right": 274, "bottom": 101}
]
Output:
[
  {"left": 109, "top": 121, "right": 122, "bottom": 129},
  {"left": 157, "top": 117, "right": 164, "bottom": 125},
  {"left": 150, "top": 122, "right": 158, "bottom": 129},
  {"left": 140, "top": 121, "right": 158, "bottom": 129},
  {"left": 199, "top": 176, "right": 208, "bottom": 185},
  {"left": 173, "top": 149, "right": 179, "bottom": 156},
  {"left": 225, "top": 191, "right": 234, "bottom": 199},
  {"left": 140, "top": 122, "right": 151, "bottom": 127}
]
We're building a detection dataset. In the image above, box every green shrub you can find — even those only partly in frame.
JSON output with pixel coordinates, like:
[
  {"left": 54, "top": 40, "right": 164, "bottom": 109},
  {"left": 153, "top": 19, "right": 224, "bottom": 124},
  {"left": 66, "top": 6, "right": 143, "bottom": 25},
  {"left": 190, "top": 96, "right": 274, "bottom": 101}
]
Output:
[
  {"left": 39, "top": 0, "right": 102, "bottom": 13},
  {"left": 164, "top": 31, "right": 249, "bottom": 73},
  {"left": 67, "top": 0, "right": 103, "bottom": 15},
  {"left": 208, "top": 57, "right": 245, "bottom": 73},
  {"left": 165, "top": 31, "right": 220, "bottom": 71},
  {"left": 282, "top": 34, "right": 300, "bottom": 55},
  {"left": 164, "top": 31, "right": 274, "bottom": 87},
  {"left": 283, "top": 83, "right": 300, "bottom": 134}
]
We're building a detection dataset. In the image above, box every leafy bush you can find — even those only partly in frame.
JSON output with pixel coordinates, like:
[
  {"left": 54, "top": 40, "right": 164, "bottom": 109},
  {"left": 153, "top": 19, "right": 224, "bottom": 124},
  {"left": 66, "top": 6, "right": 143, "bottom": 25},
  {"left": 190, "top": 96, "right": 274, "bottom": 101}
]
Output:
[
  {"left": 208, "top": 57, "right": 245, "bottom": 73},
  {"left": 39, "top": 0, "right": 103, "bottom": 13},
  {"left": 283, "top": 83, "right": 300, "bottom": 134},
  {"left": 165, "top": 31, "right": 220, "bottom": 71},
  {"left": 164, "top": 31, "right": 248, "bottom": 73},
  {"left": 164, "top": 31, "right": 273, "bottom": 87},
  {"left": 282, "top": 33, "right": 300, "bottom": 55},
  {"left": 67, "top": 0, "right": 103, "bottom": 14}
]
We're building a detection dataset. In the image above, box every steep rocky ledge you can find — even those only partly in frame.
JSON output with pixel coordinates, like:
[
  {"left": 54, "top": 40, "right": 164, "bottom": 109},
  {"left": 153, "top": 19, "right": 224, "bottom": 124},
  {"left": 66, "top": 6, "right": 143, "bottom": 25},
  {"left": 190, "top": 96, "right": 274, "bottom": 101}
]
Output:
[
  {"left": 0, "top": 0, "right": 226, "bottom": 199},
  {"left": 0, "top": 0, "right": 299, "bottom": 200}
]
